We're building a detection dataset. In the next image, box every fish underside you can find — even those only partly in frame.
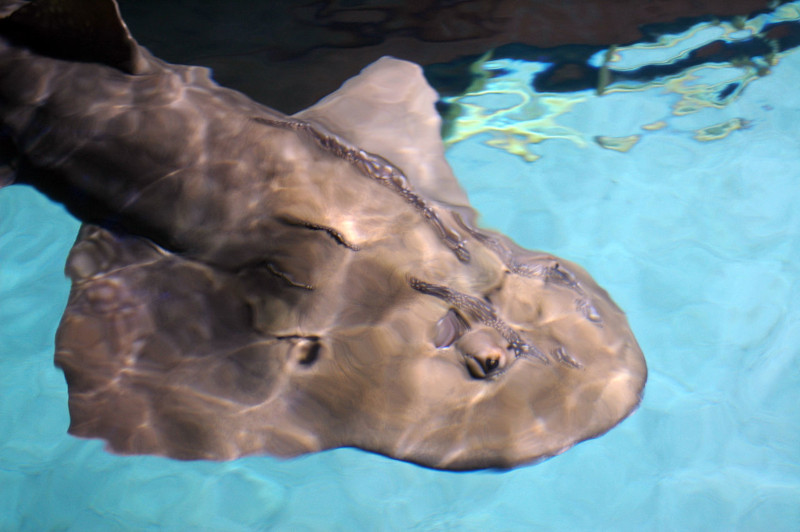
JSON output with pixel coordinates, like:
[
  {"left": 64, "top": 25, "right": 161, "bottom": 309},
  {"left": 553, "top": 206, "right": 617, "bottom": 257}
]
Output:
[{"left": 0, "top": 0, "right": 646, "bottom": 470}]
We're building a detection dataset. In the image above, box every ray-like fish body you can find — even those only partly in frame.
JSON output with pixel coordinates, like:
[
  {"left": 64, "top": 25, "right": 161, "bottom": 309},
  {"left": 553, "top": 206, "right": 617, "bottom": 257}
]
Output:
[{"left": 0, "top": 0, "right": 646, "bottom": 470}]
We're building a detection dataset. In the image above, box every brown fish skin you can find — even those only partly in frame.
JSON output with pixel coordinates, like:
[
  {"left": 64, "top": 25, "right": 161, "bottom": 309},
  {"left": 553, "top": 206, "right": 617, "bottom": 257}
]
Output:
[{"left": 0, "top": 0, "right": 645, "bottom": 470}]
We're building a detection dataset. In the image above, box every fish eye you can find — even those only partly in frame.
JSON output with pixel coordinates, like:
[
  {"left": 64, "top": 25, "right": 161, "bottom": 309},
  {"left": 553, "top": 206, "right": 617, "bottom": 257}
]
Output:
[
  {"left": 433, "top": 308, "right": 470, "bottom": 348},
  {"left": 287, "top": 337, "right": 324, "bottom": 367},
  {"left": 298, "top": 340, "right": 322, "bottom": 366}
]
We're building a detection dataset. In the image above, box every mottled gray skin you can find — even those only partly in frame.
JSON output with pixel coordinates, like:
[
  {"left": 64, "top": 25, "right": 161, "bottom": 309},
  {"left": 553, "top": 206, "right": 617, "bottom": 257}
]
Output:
[{"left": 0, "top": 0, "right": 646, "bottom": 470}]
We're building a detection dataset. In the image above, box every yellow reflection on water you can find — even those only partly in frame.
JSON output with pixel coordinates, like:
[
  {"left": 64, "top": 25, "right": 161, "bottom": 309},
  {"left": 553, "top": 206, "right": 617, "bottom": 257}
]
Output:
[{"left": 442, "top": 6, "right": 800, "bottom": 160}]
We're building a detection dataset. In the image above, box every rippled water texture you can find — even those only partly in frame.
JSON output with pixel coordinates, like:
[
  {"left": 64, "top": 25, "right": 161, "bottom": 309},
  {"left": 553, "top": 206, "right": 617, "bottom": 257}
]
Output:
[{"left": 1, "top": 4, "right": 799, "bottom": 531}]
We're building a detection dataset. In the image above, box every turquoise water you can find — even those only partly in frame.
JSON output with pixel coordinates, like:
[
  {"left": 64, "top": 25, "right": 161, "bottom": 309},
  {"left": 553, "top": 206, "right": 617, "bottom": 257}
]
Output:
[{"left": 2, "top": 8, "right": 800, "bottom": 532}]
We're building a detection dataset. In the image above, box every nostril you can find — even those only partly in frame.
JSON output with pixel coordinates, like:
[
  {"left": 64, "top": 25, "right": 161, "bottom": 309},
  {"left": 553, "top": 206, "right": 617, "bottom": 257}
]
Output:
[
  {"left": 465, "top": 356, "right": 487, "bottom": 379},
  {"left": 456, "top": 328, "right": 508, "bottom": 379},
  {"left": 464, "top": 350, "right": 504, "bottom": 379}
]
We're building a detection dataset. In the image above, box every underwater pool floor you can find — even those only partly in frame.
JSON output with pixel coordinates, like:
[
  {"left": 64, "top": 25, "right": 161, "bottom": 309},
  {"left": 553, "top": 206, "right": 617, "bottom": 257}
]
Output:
[{"left": 2, "top": 8, "right": 800, "bottom": 532}]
